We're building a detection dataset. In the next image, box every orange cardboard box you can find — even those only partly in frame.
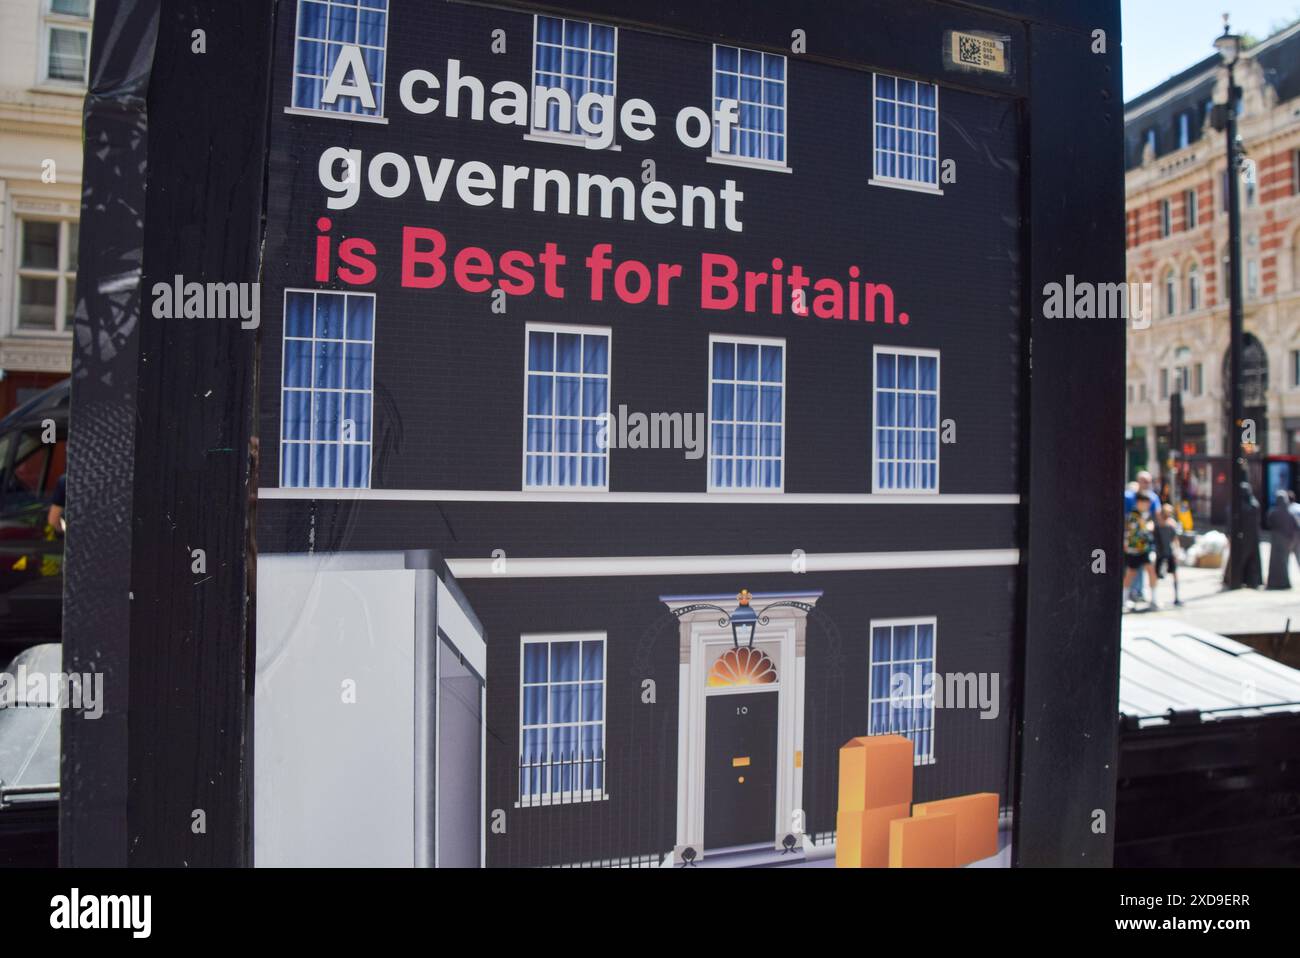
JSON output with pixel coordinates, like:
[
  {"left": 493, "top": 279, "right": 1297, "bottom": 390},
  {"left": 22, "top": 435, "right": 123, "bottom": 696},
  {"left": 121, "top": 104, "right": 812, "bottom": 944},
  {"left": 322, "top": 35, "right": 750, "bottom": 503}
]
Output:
[
  {"left": 913, "top": 792, "right": 999, "bottom": 866},
  {"left": 834, "top": 802, "right": 910, "bottom": 868},
  {"left": 837, "top": 735, "right": 913, "bottom": 811},
  {"left": 888, "top": 812, "right": 956, "bottom": 868}
]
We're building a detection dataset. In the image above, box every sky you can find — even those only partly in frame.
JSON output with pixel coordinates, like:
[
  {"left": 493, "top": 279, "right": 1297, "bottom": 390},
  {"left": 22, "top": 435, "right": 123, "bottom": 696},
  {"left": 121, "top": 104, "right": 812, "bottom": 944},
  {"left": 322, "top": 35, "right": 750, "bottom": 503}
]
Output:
[{"left": 1123, "top": 0, "right": 1300, "bottom": 101}]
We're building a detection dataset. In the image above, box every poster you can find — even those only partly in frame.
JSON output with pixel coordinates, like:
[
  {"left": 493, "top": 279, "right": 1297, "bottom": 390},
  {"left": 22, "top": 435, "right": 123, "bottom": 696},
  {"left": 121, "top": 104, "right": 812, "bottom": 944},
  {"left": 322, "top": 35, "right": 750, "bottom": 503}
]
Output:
[{"left": 255, "top": 0, "right": 1023, "bottom": 868}]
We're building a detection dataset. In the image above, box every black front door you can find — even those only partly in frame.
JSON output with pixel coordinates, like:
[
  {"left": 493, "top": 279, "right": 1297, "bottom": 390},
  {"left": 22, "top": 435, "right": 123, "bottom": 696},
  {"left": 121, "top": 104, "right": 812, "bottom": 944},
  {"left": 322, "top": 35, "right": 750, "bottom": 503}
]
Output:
[{"left": 704, "top": 691, "right": 778, "bottom": 850}]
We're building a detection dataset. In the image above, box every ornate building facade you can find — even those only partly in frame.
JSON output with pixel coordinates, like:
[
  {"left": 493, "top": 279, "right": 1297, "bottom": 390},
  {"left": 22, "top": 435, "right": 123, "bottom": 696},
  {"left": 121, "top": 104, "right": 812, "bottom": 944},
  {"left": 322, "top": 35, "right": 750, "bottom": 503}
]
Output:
[
  {"left": 0, "top": 0, "right": 91, "bottom": 413},
  {"left": 1125, "top": 21, "right": 1300, "bottom": 519}
]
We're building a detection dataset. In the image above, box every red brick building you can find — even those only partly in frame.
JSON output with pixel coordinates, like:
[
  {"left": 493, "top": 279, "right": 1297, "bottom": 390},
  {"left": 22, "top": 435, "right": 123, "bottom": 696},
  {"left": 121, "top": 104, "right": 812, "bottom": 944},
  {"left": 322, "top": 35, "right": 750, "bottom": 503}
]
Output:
[{"left": 1125, "top": 21, "right": 1300, "bottom": 518}]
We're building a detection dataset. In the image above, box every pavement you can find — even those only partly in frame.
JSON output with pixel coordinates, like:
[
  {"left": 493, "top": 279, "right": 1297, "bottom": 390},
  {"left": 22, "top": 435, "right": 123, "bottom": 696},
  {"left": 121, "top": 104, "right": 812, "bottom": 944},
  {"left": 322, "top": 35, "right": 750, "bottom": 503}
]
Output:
[{"left": 1123, "top": 538, "right": 1300, "bottom": 638}]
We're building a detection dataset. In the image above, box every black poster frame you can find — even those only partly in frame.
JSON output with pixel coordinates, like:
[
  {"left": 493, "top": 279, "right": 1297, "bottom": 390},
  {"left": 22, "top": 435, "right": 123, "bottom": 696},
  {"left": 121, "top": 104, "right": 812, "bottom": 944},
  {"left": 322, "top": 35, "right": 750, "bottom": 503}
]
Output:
[{"left": 63, "top": 0, "right": 1123, "bottom": 867}]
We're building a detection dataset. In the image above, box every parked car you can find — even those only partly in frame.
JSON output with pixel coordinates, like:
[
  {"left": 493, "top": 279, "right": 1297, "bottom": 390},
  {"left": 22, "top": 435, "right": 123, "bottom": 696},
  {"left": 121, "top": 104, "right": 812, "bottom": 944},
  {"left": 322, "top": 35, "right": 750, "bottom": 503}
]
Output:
[
  {"left": 0, "top": 380, "right": 69, "bottom": 659},
  {"left": 0, "top": 643, "right": 61, "bottom": 866}
]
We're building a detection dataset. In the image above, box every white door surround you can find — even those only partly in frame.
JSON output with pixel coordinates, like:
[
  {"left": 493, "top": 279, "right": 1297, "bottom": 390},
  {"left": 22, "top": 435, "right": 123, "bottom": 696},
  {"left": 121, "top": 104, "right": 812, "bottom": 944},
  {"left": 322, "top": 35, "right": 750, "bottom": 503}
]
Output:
[{"left": 661, "top": 590, "right": 822, "bottom": 863}]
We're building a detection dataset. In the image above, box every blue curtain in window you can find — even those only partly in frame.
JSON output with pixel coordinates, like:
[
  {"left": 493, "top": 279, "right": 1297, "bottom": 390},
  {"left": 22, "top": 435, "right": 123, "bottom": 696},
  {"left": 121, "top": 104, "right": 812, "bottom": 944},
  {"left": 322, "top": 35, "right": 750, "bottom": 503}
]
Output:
[
  {"left": 281, "top": 290, "right": 374, "bottom": 489},
  {"left": 293, "top": 0, "right": 387, "bottom": 116}
]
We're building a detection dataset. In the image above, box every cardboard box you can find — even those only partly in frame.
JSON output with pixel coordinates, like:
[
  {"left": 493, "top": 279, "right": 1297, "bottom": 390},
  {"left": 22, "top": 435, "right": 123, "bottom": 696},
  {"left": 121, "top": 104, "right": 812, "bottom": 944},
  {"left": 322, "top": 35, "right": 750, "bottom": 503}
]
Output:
[
  {"left": 888, "top": 812, "right": 957, "bottom": 868},
  {"left": 835, "top": 802, "right": 910, "bottom": 868},
  {"left": 838, "top": 735, "right": 914, "bottom": 811},
  {"left": 913, "top": 792, "right": 999, "bottom": 865}
]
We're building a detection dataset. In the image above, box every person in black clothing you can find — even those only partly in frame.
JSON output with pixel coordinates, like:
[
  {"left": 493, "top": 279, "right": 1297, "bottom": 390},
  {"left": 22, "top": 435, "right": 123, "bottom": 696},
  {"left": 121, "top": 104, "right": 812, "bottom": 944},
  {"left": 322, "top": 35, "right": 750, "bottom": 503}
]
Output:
[
  {"left": 1228, "top": 481, "right": 1264, "bottom": 589},
  {"left": 1153, "top": 503, "right": 1183, "bottom": 606},
  {"left": 1266, "top": 490, "right": 1299, "bottom": 589}
]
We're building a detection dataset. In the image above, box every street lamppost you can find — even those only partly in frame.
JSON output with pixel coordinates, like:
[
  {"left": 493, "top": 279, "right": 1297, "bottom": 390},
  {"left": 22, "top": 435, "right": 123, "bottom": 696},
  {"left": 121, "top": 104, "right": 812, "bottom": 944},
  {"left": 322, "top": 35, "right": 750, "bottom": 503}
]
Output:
[{"left": 1213, "top": 16, "right": 1247, "bottom": 589}]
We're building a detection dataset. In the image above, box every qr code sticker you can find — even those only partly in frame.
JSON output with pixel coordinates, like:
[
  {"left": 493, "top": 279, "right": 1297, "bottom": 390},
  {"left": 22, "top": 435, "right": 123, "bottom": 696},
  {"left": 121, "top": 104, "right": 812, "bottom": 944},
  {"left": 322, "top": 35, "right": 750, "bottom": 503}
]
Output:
[{"left": 958, "top": 35, "right": 987, "bottom": 66}]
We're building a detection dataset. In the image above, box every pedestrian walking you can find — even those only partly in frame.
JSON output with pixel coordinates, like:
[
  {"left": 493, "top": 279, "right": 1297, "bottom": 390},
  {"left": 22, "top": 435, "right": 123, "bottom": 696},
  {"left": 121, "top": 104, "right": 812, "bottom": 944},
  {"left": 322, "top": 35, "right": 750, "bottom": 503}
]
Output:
[
  {"left": 1123, "top": 492, "right": 1158, "bottom": 611},
  {"left": 1266, "top": 490, "right": 1299, "bottom": 589},
  {"left": 1125, "top": 472, "right": 1161, "bottom": 603},
  {"left": 1228, "top": 481, "right": 1264, "bottom": 589},
  {"left": 1153, "top": 503, "right": 1183, "bottom": 606},
  {"left": 1288, "top": 490, "right": 1300, "bottom": 572}
]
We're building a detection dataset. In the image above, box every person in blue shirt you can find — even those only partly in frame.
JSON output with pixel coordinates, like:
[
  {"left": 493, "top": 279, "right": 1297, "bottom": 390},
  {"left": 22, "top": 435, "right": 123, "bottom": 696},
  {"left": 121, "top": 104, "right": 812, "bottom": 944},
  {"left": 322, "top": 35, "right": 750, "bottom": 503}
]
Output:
[{"left": 1124, "top": 471, "right": 1159, "bottom": 601}]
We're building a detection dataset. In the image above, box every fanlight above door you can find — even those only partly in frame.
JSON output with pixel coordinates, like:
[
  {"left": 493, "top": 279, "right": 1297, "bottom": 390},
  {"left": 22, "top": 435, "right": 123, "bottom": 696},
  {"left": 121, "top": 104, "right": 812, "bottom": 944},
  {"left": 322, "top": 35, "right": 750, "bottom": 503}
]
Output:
[{"left": 707, "top": 646, "right": 778, "bottom": 687}]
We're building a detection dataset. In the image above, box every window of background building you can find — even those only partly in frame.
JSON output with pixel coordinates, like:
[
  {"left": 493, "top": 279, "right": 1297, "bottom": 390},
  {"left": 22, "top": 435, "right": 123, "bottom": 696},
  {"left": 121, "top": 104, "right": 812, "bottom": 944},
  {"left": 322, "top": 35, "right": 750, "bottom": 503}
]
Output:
[
  {"left": 1144, "top": 127, "right": 1157, "bottom": 156},
  {"left": 871, "top": 73, "right": 939, "bottom": 190},
  {"left": 43, "top": 0, "right": 93, "bottom": 86},
  {"left": 1140, "top": 382, "right": 1148, "bottom": 402},
  {"left": 1184, "top": 188, "right": 1197, "bottom": 229},
  {"left": 1163, "top": 268, "right": 1176, "bottom": 316},
  {"left": 280, "top": 289, "right": 375, "bottom": 488},
  {"left": 1194, "top": 362, "right": 1204, "bottom": 396},
  {"left": 532, "top": 16, "right": 616, "bottom": 140},
  {"left": 1293, "top": 149, "right": 1300, "bottom": 195},
  {"left": 519, "top": 633, "right": 606, "bottom": 805},
  {"left": 1128, "top": 383, "right": 1134, "bottom": 404},
  {"left": 1247, "top": 258, "right": 1259, "bottom": 299},
  {"left": 868, "top": 618, "right": 936, "bottom": 765},
  {"left": 524, "top": 324, "right": 610, "bottom": 490},
  {"left": 1292, "top": 349, "right": 1300, "bottom": 388},
  {"left": 290, "top": 0, "right": 388, "bottom": 117},
  {"left": 1186, "top": 262, "right": 1200, "bottom": 311},
  {"left": 1178, "top": 111, "right": 1190, "bottom": 149},
  {"left": 1160, "top": 368, "right": 1169, "bottom": 399},
  {"left": 709, "top": 336, "right": 784, "bottom": 491},
  {"left": 1294, "top": 229, "right": 1300, "bottom": 291},
  {"left": 712, "top": 45, "right": 787, "bottom": 168},
  {"left": 1159, "top": 198, "right": 1172, "bottom": 237},
  {"left": 873, "top": 347, "right": 939, "bottom": 494},
  {"left": 15, "top": 218, "right": 78, "bottom": 333}
]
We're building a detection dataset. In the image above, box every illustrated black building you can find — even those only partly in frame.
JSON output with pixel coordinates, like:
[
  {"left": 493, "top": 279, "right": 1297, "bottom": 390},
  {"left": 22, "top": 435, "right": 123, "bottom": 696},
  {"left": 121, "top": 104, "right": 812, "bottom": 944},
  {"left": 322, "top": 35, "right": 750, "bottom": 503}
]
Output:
[{"left": 256, "top": 0, "right": 1023, "bottom": 867}]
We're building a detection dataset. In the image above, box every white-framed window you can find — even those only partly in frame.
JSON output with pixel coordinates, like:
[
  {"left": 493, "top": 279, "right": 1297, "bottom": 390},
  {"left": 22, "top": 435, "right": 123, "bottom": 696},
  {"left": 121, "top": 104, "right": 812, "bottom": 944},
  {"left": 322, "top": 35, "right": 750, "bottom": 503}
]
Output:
[
  {"left": 14, "top": 217, "right": 78, "bottom": 333},
  {"left": 1184, "top": 188, "right": 1197, "bottom": 229},
  {"left": 280, "top": 288, "right": 375, "bottom": 488},
  {"left": 872, "top": 346, "right": 939, "bottom": 493},
  {"left": 519, "top": 633, "right": 606, "bottom": 806},
  {"left": 868, "top": 617, "right": 936, "bottom": 766},
  {"left": 289, "top": 0, "right": 389, "bottom": 119},
  {"left": 708, "top": 335, "right": 784, "bottom": 492},
  {"left": 41, "top": 0, "right": 93, "bottom": 87},
  {"left": 529, "top": 15, "right": 617, "bottom": 142},
  {"left": 710, "top": 45, "right": 788, "bottom": 170},
  {"left": 870, "top": 73, "right": 940, "bottom": 192},
  {"left": 1186, "top": 262, "right": 1200, "bottom": 311},
  {"left": 524, "top": 324, "right": 610, "bottom": 490}
]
